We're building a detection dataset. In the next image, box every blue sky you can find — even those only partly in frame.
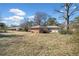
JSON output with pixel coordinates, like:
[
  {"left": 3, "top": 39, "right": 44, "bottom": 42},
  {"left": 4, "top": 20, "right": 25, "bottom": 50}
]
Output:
[{"left": 0, "top": 3, "right": 79, "bottom": 26}]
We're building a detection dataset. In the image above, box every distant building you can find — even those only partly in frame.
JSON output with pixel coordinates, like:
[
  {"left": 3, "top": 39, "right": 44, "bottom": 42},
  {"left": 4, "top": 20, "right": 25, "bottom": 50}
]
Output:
[
  {"left": 8, "top": 27, "right": 21, "bottom": 31},
  {"left": 29, "top": 25, "right": 44, "bottom": 33},
  {"left": 29, "top": 25, "right": 60, "bottom": 33}
]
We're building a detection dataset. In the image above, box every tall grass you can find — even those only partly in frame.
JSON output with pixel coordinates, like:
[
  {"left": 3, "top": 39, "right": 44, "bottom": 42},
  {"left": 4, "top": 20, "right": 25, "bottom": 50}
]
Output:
[
  {"left": 0, "top": 31, "right": 79, "bottom": 56},
  {"left": 69, "top": 31, "right": 79, "bottom": 55}
]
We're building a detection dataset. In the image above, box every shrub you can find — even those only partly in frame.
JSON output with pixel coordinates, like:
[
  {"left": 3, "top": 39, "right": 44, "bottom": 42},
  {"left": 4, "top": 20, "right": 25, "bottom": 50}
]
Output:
[{"left": 59, "top": 29, "right": 73, "bottom": 34}]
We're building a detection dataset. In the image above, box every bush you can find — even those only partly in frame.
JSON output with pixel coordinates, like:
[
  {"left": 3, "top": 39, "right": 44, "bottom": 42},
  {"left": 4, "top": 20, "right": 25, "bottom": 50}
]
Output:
[
  {"left": 74, "top": 29, "right": 79, "bottom": 34},
  {"left": 59, "top": 29, "right": 73, "bottom": 34}
]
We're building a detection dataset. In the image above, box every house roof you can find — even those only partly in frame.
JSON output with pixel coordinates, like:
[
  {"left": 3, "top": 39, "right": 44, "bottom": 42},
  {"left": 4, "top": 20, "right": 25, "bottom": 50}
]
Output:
[
  {"left": 8, "top": 27, "right": 21, "bottom": 30},
  {"left": 31, "top": 25, "right": 45, "bottom": 28},
  {"left": 47, "top": 26, "right": 60, "bottom": 28},
  {"left": 31, "top": 25, "right": 60, "bottom": 29}
]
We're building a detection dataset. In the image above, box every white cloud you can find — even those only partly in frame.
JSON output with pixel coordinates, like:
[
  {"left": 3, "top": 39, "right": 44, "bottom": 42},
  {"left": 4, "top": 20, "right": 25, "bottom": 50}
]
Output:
[
  {"left": 28, "top": 16, "right": 34, "bottom": 19},
  {"left": 27, "top": 15, "right": 34, "bottom": 21},
  {"left": 3, "top": 8, "right": 26, "bottom": 26},
  {"left": 9, "top": 8, "right": 26, "bottom": 16},
  {"left": 73, "top": 6, "right": 77, "bottom": 9},
  {"left": 60, "top": 10, "right": 64, "bottom": 13},
  {"left": 4, "top": 16, "right": 24, "bottom": 22}
]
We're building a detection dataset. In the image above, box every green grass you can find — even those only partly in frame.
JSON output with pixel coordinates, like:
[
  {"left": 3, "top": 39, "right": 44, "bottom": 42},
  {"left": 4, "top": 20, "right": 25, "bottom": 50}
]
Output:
[{"left": 0, "top": 31, "right": 79, "bottom": 56}]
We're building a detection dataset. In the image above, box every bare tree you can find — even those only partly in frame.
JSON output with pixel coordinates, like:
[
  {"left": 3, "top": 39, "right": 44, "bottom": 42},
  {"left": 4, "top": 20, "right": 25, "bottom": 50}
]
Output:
[
  {"left": 34, "top": 12, "right": 48, "bottom": 26},
  {"left": 55, "top": 3, "right": 79, "bottom": 31},
  {"left": 20, "top": 17, "right": 34, "bottom": 31}
]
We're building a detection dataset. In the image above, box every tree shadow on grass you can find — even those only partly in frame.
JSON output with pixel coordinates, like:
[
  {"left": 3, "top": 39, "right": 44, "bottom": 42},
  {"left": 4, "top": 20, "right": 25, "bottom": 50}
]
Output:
[{"left": 0, "top": 34, "right": 23, "bottom": 38}]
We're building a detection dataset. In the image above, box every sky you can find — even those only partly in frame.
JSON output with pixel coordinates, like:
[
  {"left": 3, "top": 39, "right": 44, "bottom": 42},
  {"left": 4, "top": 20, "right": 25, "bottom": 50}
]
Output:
[{"left": 0, "top": 3, "right": 79, "bottom": 26}]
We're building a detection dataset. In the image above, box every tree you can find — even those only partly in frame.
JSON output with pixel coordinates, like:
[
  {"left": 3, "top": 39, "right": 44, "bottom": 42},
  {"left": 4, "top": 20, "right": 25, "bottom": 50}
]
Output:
[
  {"left": 55, "top": 3, "right": 79, "bottom": 32},
  {"left": 47, "top": 17, "right": 57, "bottom": 26},
  {"left": 75, "top": 16, "right": 79, "bottom": 23},
  {"left": 34, "top": 12, "right": 48, "bottom": 26},
  {"left": 70, "top": 16, "right": 79, "bottom": 29},
  {"left": 20, "top": 18, "right": 34, "bottom": 31},
  {"left": 0, "top": 23, "right": 7, "bottom": 32},
  {"left": 0, "top": 13, "right": 7, "bottom": 32}
]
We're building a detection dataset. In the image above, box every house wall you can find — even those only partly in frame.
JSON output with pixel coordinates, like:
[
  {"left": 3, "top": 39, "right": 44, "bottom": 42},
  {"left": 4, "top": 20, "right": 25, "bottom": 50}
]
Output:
[
  {"left": 30, "top": 28, "right": 40, "bottom": 33},
  {"left": 48, "top": 28, "right": 59, "bottom": 32},
  {"left": 51, "top": 30, "right": 59, "bottom": 32}
]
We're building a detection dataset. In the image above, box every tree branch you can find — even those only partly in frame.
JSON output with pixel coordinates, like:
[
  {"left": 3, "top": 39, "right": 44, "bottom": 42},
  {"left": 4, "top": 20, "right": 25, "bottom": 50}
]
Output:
[
  {"left": 69, "top": 7, "right": 79, "bottom": 16},
  {"left": 55, "top": 9, "right": 64, "bottom": 14}
]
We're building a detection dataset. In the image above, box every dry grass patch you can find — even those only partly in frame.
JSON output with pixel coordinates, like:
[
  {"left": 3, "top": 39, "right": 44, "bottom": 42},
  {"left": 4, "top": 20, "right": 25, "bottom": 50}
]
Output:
[{"left": 0, "top": 31, "right": 79, "bottom": 56}]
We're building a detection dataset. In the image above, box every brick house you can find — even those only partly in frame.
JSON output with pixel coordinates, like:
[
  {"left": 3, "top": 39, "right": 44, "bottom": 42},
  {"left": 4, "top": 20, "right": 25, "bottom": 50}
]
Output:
[{"left": 29, "top": 25, "right": 60, "bottom": 33}]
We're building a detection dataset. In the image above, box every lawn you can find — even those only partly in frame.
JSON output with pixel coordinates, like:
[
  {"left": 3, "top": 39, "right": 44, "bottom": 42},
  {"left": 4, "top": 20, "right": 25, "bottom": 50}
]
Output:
[{"left": 0, "top": 31, "right": 79, "bottom": 56}]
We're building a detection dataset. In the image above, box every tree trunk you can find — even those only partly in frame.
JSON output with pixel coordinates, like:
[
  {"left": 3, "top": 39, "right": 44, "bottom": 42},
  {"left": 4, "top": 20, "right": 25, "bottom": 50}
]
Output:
[
  {"left": 64, "top": 3, "right": 70, "bottom": 32},
  {"left": 67, "top": 18, "right": 69, "bottom": 31}
]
